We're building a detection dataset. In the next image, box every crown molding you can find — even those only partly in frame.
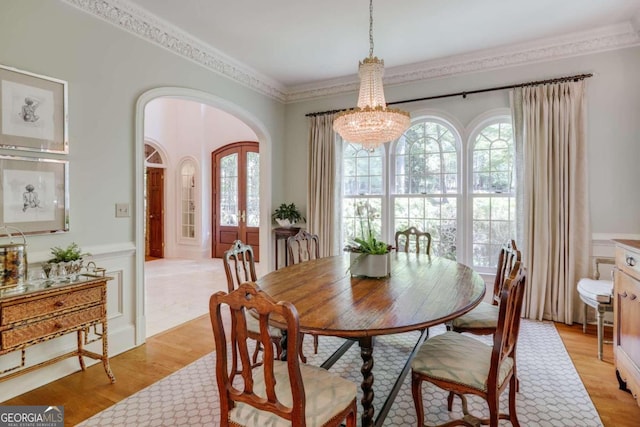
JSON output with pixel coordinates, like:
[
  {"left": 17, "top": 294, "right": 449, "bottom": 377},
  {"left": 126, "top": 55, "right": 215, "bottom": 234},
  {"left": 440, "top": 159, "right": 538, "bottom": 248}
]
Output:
[
  {"left": 60, "top": 0, "right": 288, "bottom": 102},
  {"left": 287, "top": 22, "right": 640, "bottom": 102},
  {"left": 61, "top": 0, "right": 640, "bottom": 104}
]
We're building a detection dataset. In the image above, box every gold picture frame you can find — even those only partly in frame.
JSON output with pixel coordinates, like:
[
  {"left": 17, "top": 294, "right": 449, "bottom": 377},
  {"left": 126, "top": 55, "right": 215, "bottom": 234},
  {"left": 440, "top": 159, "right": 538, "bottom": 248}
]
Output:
[
  {"left": 0, "top": 64, "right": 68, "bottom": 154},
  {"left": 0, "top": 155, "right": 69, "bottom": 235}
]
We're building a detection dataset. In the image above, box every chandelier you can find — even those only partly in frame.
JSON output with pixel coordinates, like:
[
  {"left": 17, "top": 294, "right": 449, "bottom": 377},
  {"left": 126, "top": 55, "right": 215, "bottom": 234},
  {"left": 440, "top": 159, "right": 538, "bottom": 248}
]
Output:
[{"left": 333, "top": 0, "right": 410, "bottom": 150}]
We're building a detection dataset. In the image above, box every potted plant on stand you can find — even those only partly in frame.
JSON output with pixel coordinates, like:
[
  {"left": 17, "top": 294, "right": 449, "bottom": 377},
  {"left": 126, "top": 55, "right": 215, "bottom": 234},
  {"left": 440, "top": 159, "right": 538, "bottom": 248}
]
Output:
[
  {"left": 272, "top": 203, "right": 305, "bottom": 228},
  {"left": 344, "top": 201, "right": 393, "bottom": 278}
]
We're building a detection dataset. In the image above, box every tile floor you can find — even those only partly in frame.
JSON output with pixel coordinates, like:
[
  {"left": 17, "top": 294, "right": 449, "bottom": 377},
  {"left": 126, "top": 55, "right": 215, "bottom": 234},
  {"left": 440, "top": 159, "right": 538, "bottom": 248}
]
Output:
[{"left": 144, "top": 257, "right": 268, "bottom": 337}]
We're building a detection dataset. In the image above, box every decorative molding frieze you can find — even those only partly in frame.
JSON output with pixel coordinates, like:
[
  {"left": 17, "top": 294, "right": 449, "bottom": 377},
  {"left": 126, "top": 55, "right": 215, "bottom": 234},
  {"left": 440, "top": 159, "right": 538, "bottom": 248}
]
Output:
[
  {"left": 61, "top": 0, "right": 640, "bottom": 104},
  {"left": 60, "top": 0, "right": 288, "bottom": 102},
  {"left": 287, "top": 22, "right": 640, "bottom": 102}
]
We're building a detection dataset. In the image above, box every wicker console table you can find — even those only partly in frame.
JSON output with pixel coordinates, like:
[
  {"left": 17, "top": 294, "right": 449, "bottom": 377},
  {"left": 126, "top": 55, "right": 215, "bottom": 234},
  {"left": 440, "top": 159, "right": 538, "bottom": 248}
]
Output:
[{"left": 0, "top": 276, "right": 115, "bottom": 383}]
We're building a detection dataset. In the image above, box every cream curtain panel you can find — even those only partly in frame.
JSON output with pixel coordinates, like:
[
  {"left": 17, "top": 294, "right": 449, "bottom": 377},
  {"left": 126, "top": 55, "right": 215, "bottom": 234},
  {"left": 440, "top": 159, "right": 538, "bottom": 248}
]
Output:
[
  {"left": 512, "top": 81, "right": 591, "bottom": 324},
  {"left": 307, "top": 114, "right": 340, "bottom": 257}
]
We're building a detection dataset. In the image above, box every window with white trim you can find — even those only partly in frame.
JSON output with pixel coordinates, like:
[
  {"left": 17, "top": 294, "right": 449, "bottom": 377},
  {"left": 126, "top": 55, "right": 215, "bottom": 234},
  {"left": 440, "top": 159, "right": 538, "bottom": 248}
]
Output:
[
  {"left": 341, "top": 114, "right": 515, "bottom": 271},
  {"left": 469, "top": 120, "right": 516, "bottom": 270}
]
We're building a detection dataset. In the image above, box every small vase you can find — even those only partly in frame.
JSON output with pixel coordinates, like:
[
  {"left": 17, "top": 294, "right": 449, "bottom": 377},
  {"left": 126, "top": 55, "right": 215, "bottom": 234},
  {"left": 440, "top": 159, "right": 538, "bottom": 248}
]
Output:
[{"left": 349, "top": 252, "right": 391, "bottom": 278}]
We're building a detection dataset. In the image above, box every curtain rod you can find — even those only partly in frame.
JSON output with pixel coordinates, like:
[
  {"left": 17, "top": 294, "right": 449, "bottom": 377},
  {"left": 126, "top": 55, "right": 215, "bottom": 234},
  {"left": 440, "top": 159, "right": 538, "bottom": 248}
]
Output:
[{"left": 305, "top": 73, "right": 593, "bottom": 117}]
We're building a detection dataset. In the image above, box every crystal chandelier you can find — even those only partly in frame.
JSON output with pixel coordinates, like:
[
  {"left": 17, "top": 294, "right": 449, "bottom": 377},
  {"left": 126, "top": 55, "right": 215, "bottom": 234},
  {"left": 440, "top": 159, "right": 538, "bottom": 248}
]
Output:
[{"left": 333, "top": 0, "right": 410, "bottom": 150}]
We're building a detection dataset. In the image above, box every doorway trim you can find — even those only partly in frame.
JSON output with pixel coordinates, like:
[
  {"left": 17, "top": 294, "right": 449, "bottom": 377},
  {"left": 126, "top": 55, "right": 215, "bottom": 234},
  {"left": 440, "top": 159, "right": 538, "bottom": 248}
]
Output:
[{"left": 135, "top": 87, "right": 272, "bottom": 344}]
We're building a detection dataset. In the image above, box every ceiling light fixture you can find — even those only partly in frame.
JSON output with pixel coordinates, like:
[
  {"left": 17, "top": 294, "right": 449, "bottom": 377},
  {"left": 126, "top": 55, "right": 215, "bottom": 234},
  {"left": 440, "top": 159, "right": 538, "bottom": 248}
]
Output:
[{"left": 333, "top": 0, "right": 411, "bottom": 150}]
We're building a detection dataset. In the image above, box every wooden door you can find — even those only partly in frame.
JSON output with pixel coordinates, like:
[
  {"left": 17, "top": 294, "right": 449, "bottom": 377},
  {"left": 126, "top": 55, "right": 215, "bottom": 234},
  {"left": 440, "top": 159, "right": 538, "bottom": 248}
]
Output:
[
  {"left": 212, "top": 142, "right": 260, "bottom": 261},
  {"left": 146, "top": 167, "right": 164, "bottom": 258}
]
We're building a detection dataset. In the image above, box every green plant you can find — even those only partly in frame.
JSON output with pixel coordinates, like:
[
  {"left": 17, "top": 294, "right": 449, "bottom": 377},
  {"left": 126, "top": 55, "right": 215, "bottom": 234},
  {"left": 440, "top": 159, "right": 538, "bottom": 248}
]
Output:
[
  {"left": 48, "top": 242, "right": 89, "bottom": 263},
  {"left": 344, "top": 201, "right": 391, "bottom": 255},
  {"left": 272, "top": 203, "right": 305, "bottom": 223}
]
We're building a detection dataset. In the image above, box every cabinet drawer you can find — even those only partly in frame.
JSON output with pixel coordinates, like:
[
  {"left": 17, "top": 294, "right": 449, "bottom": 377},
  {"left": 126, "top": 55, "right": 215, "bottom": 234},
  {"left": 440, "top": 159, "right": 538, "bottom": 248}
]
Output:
[
  {"left": 1, "top": 286, "right": 103, "bottom": 324},
  {"left": 1, "top": 305, "right": 103, "bottom": 350},
  {"left": 617, "top": 246, "right": 640, "bottom": 282}
]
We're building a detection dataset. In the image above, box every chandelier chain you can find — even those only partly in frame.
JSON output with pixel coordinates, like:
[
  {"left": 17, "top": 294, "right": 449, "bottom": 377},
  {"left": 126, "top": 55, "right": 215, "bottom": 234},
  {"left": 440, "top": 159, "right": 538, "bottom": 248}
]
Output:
[{"left": 369, "top": 0, "right": 374, "bottom": 57}]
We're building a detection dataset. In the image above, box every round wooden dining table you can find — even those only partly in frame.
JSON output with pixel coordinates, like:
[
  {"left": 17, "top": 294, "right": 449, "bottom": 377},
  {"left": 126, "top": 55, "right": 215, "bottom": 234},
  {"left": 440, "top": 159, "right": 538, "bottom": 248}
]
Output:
[{"left": 257, "top": 252, "right": 485, "bottom": 427}]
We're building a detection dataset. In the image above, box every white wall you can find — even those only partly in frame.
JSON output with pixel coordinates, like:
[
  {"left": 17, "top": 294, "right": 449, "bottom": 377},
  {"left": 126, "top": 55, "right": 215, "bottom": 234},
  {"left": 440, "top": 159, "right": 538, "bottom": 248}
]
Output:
[
  {"left": 284, "top": 46, "right": 640, "bottom": 243},
  {"left": 0, "top": 0, "right": 284, "bottom": 400}
]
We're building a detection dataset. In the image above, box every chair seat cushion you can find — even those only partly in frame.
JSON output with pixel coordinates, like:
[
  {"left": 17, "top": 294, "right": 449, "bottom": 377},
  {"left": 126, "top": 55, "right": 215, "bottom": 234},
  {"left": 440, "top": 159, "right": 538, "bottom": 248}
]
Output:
[
  {"left": 411, "top": 331, "right": 514, "bottom": 392},
  {"left": 230, "top": 361, "right": 357, "bottom": 427},
  {"left": 450, "top": 302, "right": 498, "bottom": 330},
  {"left": 577, "top": 279, "right": 613, "bottom": 304}
]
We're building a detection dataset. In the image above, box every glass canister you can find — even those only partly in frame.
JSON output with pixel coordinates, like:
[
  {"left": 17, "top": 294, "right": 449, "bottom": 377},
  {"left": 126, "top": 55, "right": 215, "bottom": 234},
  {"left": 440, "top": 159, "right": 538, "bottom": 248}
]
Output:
[{"left": 0, "top": 227, "right": 27, "bottom": 289}]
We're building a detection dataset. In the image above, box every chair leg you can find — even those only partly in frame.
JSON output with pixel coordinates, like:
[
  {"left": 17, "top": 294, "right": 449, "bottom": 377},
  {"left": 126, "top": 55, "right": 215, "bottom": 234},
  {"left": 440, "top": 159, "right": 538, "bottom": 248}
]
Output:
[
  {"left": 313, "top": 334, "right": 319, "bottom": 354},
  {"left": 487, "top": 391, "right": 500, "bottom": 427},
  {"left": 597, "top": 305, "right": 605, "bottom": 361},
  {"left": 509, "top": 374, "right": 520, "bottom": 427},
  {"left": 345, "top": 400, "right": 357, "bottom": 427},
  {"left": 583, "top": 303, "right": 588, "bottom": 334},
  {"left": 411, "top": 373, "right": 425, "bottom": 427},
  {"left": 447, "top": 391, "right": 454, "bottom": 411}
]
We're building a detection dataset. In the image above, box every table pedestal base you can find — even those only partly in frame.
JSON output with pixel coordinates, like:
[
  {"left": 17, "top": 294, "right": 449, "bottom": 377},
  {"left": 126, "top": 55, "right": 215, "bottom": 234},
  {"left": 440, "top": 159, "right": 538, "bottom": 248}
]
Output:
[{"left": 359, "top": 336, "right": 375, "bottom": 427}]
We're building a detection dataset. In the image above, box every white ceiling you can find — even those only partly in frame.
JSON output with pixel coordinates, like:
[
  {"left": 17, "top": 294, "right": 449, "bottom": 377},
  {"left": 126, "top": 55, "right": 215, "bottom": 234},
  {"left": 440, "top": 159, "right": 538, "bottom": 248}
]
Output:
[{"left": 125, "top": 0, "right": 640, "bottom": 87}]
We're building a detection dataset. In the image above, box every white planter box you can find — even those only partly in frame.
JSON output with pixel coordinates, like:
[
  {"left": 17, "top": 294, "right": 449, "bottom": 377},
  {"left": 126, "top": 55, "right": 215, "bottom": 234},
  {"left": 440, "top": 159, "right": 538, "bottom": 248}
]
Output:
[{"left": 349, "top": 252, "right": 391, "bottom": 278}]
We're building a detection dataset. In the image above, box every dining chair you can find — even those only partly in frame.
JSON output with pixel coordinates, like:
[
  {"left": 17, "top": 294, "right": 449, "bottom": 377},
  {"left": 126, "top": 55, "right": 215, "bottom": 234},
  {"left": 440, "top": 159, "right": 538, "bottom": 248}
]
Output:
[
  {"left": 577, "top": 257, "right": 615, "bottom": 360},
  {"left": 286, "top": 230, "right": 320, "bottom": 354},
  {"left": 287, "top": 229, "right": 320, "bottom": 265},
  {"left": 411, "top": 263, "right": 526, "bottom": 427},
  {"left": 449, "top": 239, "right": 521, "bottom": 335},
  {"left": 223, "top": 240, "right": 283, "bottom": 364},
  {"left": 394, "top": 226, "right": 432, "bottom": 255},
  {"left": 210, "top": 281, "right": 358, "bottom": 427}
]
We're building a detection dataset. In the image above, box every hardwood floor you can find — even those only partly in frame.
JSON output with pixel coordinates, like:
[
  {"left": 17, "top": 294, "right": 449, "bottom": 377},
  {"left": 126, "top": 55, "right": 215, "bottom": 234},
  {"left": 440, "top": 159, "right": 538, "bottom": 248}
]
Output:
[
  {"left": 555, "top": 322, "right": 640, "bottom": 427},
  {"left": 3, "top": 317, "right": 640, "bottom": 426}
]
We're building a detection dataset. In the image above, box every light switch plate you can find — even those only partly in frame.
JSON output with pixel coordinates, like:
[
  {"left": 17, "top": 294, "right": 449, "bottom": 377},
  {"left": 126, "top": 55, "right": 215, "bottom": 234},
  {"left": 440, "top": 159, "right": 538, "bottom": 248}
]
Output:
[{"left": 115, "top": 203, "right": 130, "bottom": 218}]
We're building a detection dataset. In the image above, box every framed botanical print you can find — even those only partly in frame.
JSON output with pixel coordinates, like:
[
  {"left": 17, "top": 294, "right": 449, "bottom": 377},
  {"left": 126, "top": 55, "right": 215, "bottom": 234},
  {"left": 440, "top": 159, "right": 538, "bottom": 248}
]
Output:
[
  {"left": 0, "top": 155, "right": 69, "bottom": 235},
  {"left": 0, "top": 64, "right": 68, "bottom": 154}
]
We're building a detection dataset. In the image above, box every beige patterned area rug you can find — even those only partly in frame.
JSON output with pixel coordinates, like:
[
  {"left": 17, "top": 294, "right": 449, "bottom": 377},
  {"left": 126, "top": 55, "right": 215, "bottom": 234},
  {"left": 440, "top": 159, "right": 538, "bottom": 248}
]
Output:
[{"left": 79, "top": 320, "right": 602, "bottom": 426}]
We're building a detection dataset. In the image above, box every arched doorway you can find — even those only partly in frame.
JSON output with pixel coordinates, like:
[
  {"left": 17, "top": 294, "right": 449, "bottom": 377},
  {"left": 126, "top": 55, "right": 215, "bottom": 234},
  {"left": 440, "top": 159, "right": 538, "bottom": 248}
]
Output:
[{"left": 134, "top": 87, "right": 273, "bottom": 344}]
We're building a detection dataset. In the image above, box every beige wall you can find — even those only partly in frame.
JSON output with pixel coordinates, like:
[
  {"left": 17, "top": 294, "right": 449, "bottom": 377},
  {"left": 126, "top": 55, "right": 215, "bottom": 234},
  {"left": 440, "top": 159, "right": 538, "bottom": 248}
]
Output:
[
  {"left": 0, "top": 0, "right": 638, "bottom": 401},
  {"left": 283, "top": 47, "right": 640, "bottom": 239},
  {"left": 0, "top": 0, "right": 285, "bottom": 400}
]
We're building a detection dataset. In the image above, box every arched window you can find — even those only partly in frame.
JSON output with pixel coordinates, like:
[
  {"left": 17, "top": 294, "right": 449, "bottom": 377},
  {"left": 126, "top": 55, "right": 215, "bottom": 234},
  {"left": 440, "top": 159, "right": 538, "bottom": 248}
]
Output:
[{"left": 340, "top": 112, "right": 515, "bottom": 270}]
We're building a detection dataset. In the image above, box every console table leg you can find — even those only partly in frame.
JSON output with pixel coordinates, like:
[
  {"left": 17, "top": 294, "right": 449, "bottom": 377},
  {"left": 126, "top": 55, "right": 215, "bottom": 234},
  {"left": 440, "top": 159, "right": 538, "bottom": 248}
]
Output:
[
  {"left": 77, "top": 330, "right": 86, "bottom": 371},
  {"left": 359, "top": 336, "right": 375, "bottom": 427},
  {"left": 102, "top": 321, "right": 116, "bottom": 383}
]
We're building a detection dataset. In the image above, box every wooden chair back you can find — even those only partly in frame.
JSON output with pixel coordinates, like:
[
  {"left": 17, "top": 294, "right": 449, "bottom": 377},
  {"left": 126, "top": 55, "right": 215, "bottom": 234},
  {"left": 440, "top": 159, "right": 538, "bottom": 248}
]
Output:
[
  {"left": 210, "top": 282, "right": 305, "bottom": 425},
  {"left": 287, "top": 230, "right": 320, "bottom": 264},
  {"left": 394, "top": 227, "right": 432, "bottom": 255},
  {"left": 223, "top": 240, "right": 257, "bottom": 293},
  {"left": 490, "top": 262, "right": 526, "bottom": 388},
  {"left": 491, "top": 239, "right": 521, "bottom": 304}
]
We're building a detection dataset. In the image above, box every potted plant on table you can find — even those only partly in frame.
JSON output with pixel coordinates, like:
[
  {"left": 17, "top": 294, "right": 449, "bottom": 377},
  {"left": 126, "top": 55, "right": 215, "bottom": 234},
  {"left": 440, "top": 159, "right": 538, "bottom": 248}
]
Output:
[
  {"left": 43, "top": 242, "right": 90, "bottom": 281},
  {"left": 272, "top": 203, "right": 305, "bottom": 228},
  {"left": 344, "top": 201, "right": 393, "bottom": 278}
]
